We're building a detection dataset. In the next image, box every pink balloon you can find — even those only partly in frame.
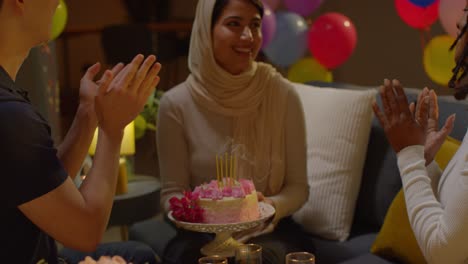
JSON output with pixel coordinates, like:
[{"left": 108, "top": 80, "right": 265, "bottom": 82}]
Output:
[
  {"left": 262, "top": 0, "right": 280, "bottom": 10},
  {"left": 308, "top": 12, "right": 357, "bottom": 69},
  {"left": 439, "top": 0, "right": 465, "bottom": 38},
  {"left": 395, "top": 0, "right": 439, "bottom": 29},
  {"left": 261, "top": 3, "right": 277, "bottom": 49},
  {"left": 284, "top": 0, "right": 323, "bottom": 17}
]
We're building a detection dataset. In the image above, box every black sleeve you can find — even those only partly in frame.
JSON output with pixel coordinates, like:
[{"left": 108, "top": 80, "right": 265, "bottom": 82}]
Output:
[{"left": 0, "top": 102, "right": 68, "bottom": 207}]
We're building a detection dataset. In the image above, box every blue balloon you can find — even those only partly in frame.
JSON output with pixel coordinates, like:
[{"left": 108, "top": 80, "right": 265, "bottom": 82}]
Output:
[
  {"left": 263, "top": 12, "right": 308, "bottom": 67},
  {"left": 408, "top": 0, "right": 436, "bottom": 7}
]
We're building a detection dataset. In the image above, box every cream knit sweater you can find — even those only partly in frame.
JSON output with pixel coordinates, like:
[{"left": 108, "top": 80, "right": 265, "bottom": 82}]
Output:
[{"left": 157, "top": 82, "right": 309, "bottom": 223}]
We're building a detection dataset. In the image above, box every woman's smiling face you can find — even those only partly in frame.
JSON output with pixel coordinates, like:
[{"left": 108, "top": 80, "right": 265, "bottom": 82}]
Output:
[{"left": 211, "top": 0, "right": 263, "bottom": 75}]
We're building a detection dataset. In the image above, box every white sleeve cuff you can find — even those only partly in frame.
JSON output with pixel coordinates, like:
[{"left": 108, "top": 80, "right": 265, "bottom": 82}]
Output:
[{"left": 397, "top": 145, "right": 425, "bottom": 164}]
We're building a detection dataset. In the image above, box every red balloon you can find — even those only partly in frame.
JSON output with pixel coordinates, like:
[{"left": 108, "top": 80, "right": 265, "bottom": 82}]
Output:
[
  {"left": 394, "top": 0, "right": 439, "bottom": 29},
  {"left": 308, "top": 13, "right": 357, "bottom": 69}
]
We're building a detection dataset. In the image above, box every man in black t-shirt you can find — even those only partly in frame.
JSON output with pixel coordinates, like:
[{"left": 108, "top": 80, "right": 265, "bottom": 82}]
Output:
[{"left": 0, "top": 0, "right": 162, "bottom": 263}]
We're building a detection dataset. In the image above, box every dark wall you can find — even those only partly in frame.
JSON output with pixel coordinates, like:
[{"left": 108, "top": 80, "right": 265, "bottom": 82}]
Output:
[
  {"left": 59, "top": 0, "right": 449, "bottom": 95},
  {"left": 314, "top": 0, "right": 446, "bottom": 93}
]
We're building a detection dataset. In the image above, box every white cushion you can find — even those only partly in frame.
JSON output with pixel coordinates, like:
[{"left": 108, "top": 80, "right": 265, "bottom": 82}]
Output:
[{"left": 292, "top": 83, "right": 377, "bottom": 241}]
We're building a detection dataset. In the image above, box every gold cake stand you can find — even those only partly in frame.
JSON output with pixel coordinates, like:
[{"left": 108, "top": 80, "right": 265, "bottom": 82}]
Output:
[{"left": 168, "top": 202, "right": 275, "bottom": 257}]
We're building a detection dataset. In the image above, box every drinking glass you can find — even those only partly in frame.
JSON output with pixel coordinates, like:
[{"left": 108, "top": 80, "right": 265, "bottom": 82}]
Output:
[
  {"left": 285, "top": 252, "right": 315, "bottom": 264},
  {"left": 234, "top": 244, "right": 262, "bottom": 264},
  {"left": 198, "top": 255, "right": 228, "bottom": 264}
]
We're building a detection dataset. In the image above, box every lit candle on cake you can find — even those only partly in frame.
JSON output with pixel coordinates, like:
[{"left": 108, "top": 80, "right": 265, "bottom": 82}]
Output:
[
  {"left": 225, "top": 153, "right": 228, "bottom": 186},
  {"left": 234, "top": 155, "right": 237, "bottom": 181},
  {"left": 220, "top": 155, "right": 224, "bottom": 188},
  {"left": 230, "top": 154, "right": 233, "bottom": 187},
  {"left": 216, "top": 155, "right": 220, "bottom": 188}
]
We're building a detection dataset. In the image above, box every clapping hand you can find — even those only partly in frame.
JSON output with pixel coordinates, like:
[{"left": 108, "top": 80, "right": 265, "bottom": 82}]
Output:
[
  {"left": 78, "top": 62, "right": 125, "bottom": 130},
  {"left": 79, "top": 62, "right": 125, "bottom": 109},
  {"left": 409, "top": 88, "right": 455, "bottom": 165},
  {"left": 372, "top": 79, "right": 426, "bottom": 153},
  {"left": 373, "top": 79, "right": 455, "bottom": 163},
  {"left": 94, "top": 54, "right": 161, "bottom": 136}
]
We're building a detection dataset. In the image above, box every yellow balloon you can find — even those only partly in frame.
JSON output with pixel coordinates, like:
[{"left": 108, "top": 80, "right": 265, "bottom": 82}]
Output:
[
  {"left": 423, "top": 35, "right": 456, "bottom": 86},
  {"left": 287, "top": 57, "right": 333, "bottom": 84},
  {"left": 51, "top": 0, "right": 68, "bottom": 40}
]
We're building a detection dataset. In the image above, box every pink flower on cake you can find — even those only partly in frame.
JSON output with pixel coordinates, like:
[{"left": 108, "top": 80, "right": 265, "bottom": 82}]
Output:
[
  {"left": 222, "top": 186, "right": 233, "bottom": 197},
  {"left": 231, "top": 185, "right": 246, "bottom": 198},
  {"left": 194, "top": 184, "right": 223, "bottom": 200},
  {"left": 169, "top": 191, "right": 204, "bottom": 223},
  {"left": 202, "top": 188, "right": 224, "bottom": 200},
  {"left": 239, "top": 179, "right": 255, "bottom": 194}
]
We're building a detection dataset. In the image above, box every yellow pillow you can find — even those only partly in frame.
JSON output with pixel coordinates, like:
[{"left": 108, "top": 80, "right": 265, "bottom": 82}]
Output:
[{"left": 371, "top": 137, "right": 461, "bottom": 264}]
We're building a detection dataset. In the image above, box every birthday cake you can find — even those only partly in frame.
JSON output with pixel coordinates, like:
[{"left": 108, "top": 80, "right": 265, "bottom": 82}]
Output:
[
  {"left": 193, "top": 179, "right": 260, "bottom": 224},
  {"left": 169, "top": 154, "right": 260, "bottom": 223}
]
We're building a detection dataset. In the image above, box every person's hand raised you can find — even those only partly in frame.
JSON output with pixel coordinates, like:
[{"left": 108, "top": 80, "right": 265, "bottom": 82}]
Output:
[
  {"left": 372, "top": 79, "right": 426, "bottom": 154},
  {"left": 95, "top": 54, "right": 161, "bottom": 137},
  {"left": 409, "top": 88, "right": 456, "bottom": 165},
  {"left": 78, "top": 62, "right": 125, "bottom": 126},
  {"left": 79, "top": 62, "right": 125, "bottom": 107}
]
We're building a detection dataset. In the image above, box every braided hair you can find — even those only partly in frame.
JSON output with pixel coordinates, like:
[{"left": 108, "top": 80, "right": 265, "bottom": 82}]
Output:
[{"left": 449, "top": 8, "right": 468, "bottom": 100}]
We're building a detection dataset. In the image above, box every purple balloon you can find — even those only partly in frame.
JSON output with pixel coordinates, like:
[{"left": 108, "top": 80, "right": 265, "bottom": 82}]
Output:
[
  {"left": 284, "top": 0, "right": 323, "bottom": 17},
  {"left": 261, "top": 3, "right": 277, "bottom": 49},
  {"left": 262, "top": 0, "right": 280, "bottom": 10}
]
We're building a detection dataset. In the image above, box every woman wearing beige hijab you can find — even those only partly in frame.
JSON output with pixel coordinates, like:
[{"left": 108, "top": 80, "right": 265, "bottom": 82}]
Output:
[{"left": 131, "top": 0, "right": 311, "bottom": 262}]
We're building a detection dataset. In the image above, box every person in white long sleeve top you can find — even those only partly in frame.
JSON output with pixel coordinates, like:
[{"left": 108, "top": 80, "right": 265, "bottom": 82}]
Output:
[{"left": 371, "top": 3, "right": 468, "bottom": 262}]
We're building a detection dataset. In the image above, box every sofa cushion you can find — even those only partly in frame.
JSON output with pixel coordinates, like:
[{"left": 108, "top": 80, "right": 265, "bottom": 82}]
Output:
[
  {"left": 435, "top": 97, "right": 468, "bottom": 141},
  {"left": 292, "top": 83, "right": 376, "bottom": 241},
  {"left": 435, "top": 136, "right": 464, "bottom": 169},
  {"left": 370, "top": 189, "right": 425, "bottom": 264}
]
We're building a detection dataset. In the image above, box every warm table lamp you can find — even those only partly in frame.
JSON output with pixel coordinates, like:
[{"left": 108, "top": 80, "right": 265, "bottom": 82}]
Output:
[{"left": 88, "top": 122, "right": 135, "bottom": 194}]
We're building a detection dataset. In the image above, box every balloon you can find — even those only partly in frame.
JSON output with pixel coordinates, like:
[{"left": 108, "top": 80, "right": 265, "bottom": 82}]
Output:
[
  {"left": 439, "top": 0, "right": 465, "bottom": 38},
  {"left": 262, "top": 0, "right": 280, "bottom": 10},
  {"left": 409, "top": 0, "right": 436, "bottom": 7},
  {"left": 263, "top": 12, "right": 309, "bottom": 67},
  {"left": 287, "top": 57, "right": 333, "bottom": 83},
  {"left": 51, "top": 0, "right": 68, "bottom": 40},
  {"left": 394, "top": 0, "right": 439, "bottom": 29},
  {"left": 308, "top": 12, "right": 357, "bottom": 69},
  {"left": 284, "top": 0, "right": 323, "bottom": 17},
  {"left": 423, "top": 35, "right": 456, "bottom": 86},
  {"left": 261, "top": 3, "right": 276, "bottom": 49}
]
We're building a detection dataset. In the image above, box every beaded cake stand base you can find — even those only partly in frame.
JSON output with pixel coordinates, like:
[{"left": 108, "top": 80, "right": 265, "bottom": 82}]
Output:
[{"left": 168, "top": 202, "right": 275, "bottom": 257}]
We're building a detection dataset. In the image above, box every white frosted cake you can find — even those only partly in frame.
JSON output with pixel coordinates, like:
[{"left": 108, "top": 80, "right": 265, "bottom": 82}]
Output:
[{"left": 193, "top": 179, "right": 260, "bottom": 224}]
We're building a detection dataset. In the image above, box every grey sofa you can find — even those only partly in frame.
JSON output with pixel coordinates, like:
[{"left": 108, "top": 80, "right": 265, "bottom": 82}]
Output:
[
  {"left": 301, "top": 81, "right": 468, "bottom": 264},
  {"left": 129, "top": 81, "right": 468, "bottom": 263}
]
